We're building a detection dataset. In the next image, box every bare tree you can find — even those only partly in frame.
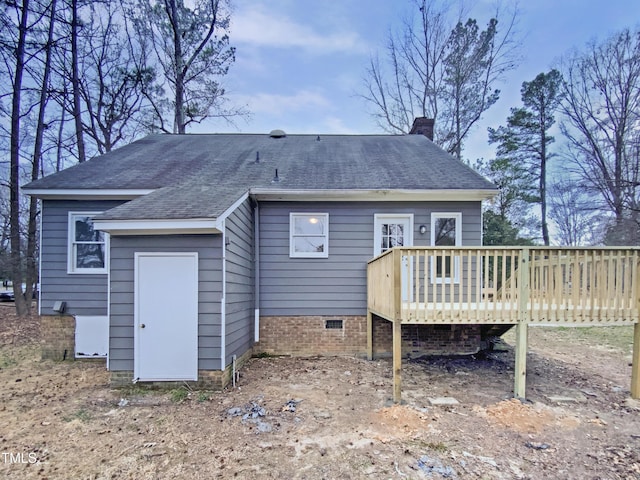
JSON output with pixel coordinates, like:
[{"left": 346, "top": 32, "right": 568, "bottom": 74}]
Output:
[
  {"left": 78, "top": 1, "right": 155, "bottom": 154},
  {"left": 7, "top": 0, "right": 30, "bottom": 315},
  {"left": 548, "top": 179, "right": 602, "bottom": 246},
  {"left": 362, "top": 1, "right": 451, "bottom": 136},
  {"left": 69, "top": 0, "right": 87, "bottom": 162},
  {"left": 361, "top": 0, "right": 519, "bottom": 159},
  {"left": 1, "top": 0, "right": 61, "bottom": 315},
  {"left": 559, "top": 27, "right": 640, "bottom": 244},
  {"left": 127, "top": 0, "right": 246, "bottom": 134}
]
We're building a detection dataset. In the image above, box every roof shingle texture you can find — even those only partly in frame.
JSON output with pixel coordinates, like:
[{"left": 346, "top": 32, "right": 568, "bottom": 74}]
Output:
[{"left": 25, "top": 133, "right": 495, "bottom": 220}]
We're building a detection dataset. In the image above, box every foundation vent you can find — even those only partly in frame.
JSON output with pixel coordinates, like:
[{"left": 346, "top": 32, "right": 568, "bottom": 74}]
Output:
[{"left": 325, "top": 319, "right": 344, "bottom": 330}]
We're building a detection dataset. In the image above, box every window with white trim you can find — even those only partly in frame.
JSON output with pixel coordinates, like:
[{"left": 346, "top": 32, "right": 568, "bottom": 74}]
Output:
[
  {"left": 431, "top": 212, "right": 462, "bottom": 283},
  {"left": 290, "top": 213, "right": 329, "bottom": 258},
  {"left": 68, "top": 213, "right": 108, "bottom": 273}
]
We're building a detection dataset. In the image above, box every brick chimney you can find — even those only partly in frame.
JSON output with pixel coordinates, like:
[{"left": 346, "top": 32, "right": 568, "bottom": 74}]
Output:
[{"left": 409, "top": 117, "right": 434, "bottom": 141}]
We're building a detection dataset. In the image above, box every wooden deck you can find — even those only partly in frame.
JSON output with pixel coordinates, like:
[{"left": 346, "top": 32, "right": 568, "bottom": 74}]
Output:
[{"left": 366, "top": 247, "right": 640, "bottom": 402}]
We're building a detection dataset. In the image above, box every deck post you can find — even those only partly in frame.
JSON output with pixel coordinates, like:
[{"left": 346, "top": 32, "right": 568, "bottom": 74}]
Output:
[
  {"left": 392, "top": 248, "right": 403, "bottom": 403},
  {"left": 514, "top": 322, "right": 528, "bottom": 399},
  {"left": 514, "top": 248, "right": 530, "bottom": 399},
  {"left": 393, "top": 319, "right": 402, "bottom": 403},
  {"left": 366, "top": 310, "right": 373, "bottom": 361},
  {"left": 632, "top": 323, "right": 640, "bottom": 399}
]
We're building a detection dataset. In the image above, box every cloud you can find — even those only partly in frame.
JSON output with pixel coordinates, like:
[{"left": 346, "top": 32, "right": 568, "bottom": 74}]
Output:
[
  {"left": 231, "top": 7, "right": 369, "bottom": 54},
  {"left": 233, "top": 90, "right": 331, "bottom": 115},
  {"left": 320, "top": 116, "right": 361, "bottom": 134}
]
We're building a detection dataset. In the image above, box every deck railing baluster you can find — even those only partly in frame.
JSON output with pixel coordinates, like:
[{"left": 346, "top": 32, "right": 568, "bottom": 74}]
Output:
[{"left": 367, "top": 247, "right": 640, "bottom": 327}]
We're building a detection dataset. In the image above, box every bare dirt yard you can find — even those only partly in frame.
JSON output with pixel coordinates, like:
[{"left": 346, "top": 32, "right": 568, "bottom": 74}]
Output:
[{"left": 2, "top": 305, "right": 640, "bottom": 479}]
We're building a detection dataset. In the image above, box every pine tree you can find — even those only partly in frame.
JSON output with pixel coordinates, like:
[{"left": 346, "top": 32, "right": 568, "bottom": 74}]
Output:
[{"left": 488, "top": 70, "right": 563, "bottom": 245}]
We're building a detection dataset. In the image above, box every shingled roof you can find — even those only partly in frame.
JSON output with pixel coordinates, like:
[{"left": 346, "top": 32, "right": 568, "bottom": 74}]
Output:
[{"left": 24, "top": 133, "right": 496, "bottom": 220}]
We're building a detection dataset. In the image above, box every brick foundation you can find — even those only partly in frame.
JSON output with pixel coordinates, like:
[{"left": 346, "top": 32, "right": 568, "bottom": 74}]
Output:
[
  {"left": 256, "top": 316, "right": 370, "bottom": 357},
  {"left": 109, "top": 348, "right": 253, "bottom": 390},
  {"left": 41, "top": 315, "right": 75, "bottom": 361},
  {"left": 402, "top": 324, "right": 481, "bottom": 357},
  {"left": 255, "top": 315, "right": 482, "bottom": 358}
]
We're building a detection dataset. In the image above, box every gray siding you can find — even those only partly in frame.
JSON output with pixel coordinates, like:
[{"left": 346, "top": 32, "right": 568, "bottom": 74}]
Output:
[
  {"left": 224, "top": 198, "right": 255, "bottom": 364},
  {"left": 108, "top": 235, "right": 222, "bottom": 371},
  {"left": 259, "top": 201, "right": 482, "bottom": 316},
  {"left": 40, "top": 200, "right": 125, "bottom": 316}
]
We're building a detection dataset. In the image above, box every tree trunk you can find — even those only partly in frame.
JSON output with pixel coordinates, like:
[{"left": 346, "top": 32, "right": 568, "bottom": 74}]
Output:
[
  {"left": 166, "top": 0, "right": 185, "bottom": 134},
  {"left": 71, "top": 0, "right": 86, "bottom": 162},
  {"left": 10, "top": 0, "right": 30, "bottom": 316},
  {"left": 24, "top": 0, "right": 58, "bottom": 313},
  {"left": 540, "top": 106, "right": 549, "bottom": 246}
]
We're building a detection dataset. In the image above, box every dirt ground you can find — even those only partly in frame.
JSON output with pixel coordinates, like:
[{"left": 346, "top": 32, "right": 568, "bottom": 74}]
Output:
[{"left": 1, "top": 305, "right": 640, "bottom": 479}]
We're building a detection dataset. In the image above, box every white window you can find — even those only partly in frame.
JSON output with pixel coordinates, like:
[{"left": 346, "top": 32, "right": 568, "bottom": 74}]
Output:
[
  {"left": 431, "top": 212, "right": 462, "bottom": 283},
  {"left": 68, "top": 212, "right": 108, "bottom": 274},
  {"left": 290, "top": 213, "right": 329, "bottom": 258}
]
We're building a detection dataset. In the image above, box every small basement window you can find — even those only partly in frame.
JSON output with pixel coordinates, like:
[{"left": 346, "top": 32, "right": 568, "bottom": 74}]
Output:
[{"left": 325, "top": 319, "right": 343, "bottom": 329}]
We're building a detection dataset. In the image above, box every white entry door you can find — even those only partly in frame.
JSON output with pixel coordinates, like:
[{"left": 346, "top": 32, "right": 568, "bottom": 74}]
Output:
[
  {"left": 134, "top": 252, "right": 198, "bottom": 381},
  {"left": 374, "top": 215, "right": 414, "bottom": 301}
]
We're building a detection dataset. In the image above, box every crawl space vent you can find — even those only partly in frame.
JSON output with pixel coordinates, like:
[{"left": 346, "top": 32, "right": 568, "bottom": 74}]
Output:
[{"left": 325, "top": 319, "right": 343, "bottom": 330}]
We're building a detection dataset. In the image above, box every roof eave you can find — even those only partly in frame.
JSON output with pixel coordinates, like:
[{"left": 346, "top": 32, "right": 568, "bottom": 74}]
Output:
[
  {"left": 92, "top": 218, "right": 221, "bottom": 236},
  {"left": 23, "top": 188, "right": 155, "bottom": 200},
  {"left": 250, "top": 188, "right": 498, "bottom": 202}
]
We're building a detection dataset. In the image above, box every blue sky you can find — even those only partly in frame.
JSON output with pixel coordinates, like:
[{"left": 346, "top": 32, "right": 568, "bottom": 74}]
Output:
[{"left": 204, "top": 0, "right": 640, "bottom": 160}]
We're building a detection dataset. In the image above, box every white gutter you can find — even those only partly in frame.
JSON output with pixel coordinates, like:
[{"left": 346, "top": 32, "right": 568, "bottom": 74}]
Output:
[
  {"left": 92, "top": 218, "right": 220, "bottom": 235},
  {"left": 250, "top": 188, "right": 497, "bottom": 202},
  {"left": 23, "top": 188, "right": 154, "bottom": 200}
]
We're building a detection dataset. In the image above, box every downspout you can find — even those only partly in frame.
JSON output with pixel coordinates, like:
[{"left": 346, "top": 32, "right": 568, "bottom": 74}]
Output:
[
  {"left": 37, "top": 199, "right": 42, "bottom": 316},
  {"left": 220, "top": 219, "right": 226, "bottom": 370},
  {"left": 106, "top": 232, "right": 110, "bottom": 371},
  {"left": 253, "top": 200, "right": 260, "bottom": 342}
]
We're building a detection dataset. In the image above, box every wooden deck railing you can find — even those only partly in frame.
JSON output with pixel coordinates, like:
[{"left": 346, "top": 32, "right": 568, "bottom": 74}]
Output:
[{"left": 367, "top": 247, "right": 640, "bottom": 325}]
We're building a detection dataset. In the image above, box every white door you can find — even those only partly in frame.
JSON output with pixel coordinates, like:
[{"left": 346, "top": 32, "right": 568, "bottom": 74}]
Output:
[
  {"left": 374, "top": 215, "right": 414, "bottom": 301},
  {"left": 134, "top": 252, "right": 198, "bottom": 381}
]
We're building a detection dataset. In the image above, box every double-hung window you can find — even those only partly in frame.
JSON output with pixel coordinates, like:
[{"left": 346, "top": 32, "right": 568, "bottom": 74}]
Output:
[
  {"left": 290, "top": 213, "right": 329, "bottom": 258},
  {"left": 430, "top": 212, "right": 461, "bottom": 283},
  {"left": 68, "top": 212, "right": 108, "bottom": 274}
]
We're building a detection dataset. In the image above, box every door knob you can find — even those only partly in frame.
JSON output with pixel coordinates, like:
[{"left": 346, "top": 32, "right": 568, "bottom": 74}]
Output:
[{"left": 140, "top": 323, "right": 145, "bottom": 328}]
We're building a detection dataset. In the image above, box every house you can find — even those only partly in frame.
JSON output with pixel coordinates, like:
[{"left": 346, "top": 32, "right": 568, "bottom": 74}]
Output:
[{"left": 24, "top": 118, "right": 498, "bottom": 388}]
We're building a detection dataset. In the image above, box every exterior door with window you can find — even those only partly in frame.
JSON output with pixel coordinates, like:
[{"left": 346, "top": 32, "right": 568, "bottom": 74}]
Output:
[{"left": 374, "top": 215, "right": 413, "bottom": 301}]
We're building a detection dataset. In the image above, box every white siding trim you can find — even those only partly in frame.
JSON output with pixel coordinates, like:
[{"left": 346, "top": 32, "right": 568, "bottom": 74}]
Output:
[{"left": 215, "top": 191, "right": 250, "bottom": 224}]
